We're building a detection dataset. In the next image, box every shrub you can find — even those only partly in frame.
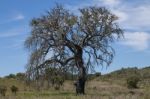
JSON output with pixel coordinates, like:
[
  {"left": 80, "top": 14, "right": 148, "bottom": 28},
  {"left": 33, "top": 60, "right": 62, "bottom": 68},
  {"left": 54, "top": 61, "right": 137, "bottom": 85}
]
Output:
[
  {"left": 127, "top": 76, "right": 140, "bottom": 89},
  {"left": 95, "top": 72, "right": 101, "bottom": 77},
  {"left": 11, "top": 85, "right": 18, "bottom": 95},
  {"left": 54, "top": 85, "right": 60, "bottom": 90},
  {"left": 53, "top": 76, "right": 64, "bottom": 90},
  {"left": 0, "top": 85, "right": 7, "bottom": 96}
]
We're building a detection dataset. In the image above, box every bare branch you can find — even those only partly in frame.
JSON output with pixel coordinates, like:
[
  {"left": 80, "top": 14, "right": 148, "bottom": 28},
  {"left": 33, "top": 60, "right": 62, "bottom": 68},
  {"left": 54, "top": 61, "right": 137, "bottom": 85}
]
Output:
[{"left": 25, "top": 5, "right": 123, "bottom": 82}]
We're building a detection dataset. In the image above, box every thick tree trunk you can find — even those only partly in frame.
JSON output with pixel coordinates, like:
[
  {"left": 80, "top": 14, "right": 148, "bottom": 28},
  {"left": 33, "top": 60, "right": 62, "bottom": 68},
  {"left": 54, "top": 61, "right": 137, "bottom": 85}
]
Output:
[
  {"left": 78, "top": 66, "right": 86, "bottom": 94},
  {"left": 74, "top": 45, "right": 86, "bottom": 95},
  {"left": 74, "top": 66, "right": 86, "bottom": 95}
]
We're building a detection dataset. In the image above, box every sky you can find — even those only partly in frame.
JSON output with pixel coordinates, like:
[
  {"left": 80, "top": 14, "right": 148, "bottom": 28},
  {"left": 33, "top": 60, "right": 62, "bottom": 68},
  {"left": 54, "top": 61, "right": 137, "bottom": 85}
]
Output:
[{"left": 0, "top": 0, "right": 150, "bottom": 77}]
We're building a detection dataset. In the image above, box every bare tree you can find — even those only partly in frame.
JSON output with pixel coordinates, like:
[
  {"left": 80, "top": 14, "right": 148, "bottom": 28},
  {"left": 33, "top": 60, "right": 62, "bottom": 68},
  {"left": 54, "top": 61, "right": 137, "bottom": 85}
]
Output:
[{"left": 25, "top": 4, "right": 123, "bottom": 94}]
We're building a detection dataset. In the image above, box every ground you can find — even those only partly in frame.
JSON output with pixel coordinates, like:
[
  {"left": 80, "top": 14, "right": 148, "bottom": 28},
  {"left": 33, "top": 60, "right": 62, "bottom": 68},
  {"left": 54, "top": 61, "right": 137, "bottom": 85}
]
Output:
[{"left": 0, "top": 77, "right": 150, "bottom": 99}]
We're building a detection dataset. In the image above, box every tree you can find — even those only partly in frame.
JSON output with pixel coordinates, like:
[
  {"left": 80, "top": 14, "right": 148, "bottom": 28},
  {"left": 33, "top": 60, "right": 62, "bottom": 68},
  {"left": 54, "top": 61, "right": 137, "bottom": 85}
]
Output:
[
  {"left": 25, "top": 4, "right": 123, "bottom": 94},
  {"left": 16, "top": 73, "right": 25, "bottom": 80},
  {"left": 5, "top": 74, "right": 16, "bottom": 79}
]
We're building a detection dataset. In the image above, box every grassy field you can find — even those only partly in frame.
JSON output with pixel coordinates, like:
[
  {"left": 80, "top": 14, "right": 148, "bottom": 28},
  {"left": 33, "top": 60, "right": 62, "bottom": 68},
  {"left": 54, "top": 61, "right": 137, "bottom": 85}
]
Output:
[{"left": 0, "top": 78, "right": 150, "bottom": 99}]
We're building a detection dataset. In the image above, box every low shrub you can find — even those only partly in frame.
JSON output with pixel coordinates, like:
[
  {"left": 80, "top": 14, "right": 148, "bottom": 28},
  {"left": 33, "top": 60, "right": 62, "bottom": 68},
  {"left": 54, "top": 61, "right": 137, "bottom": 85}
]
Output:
[
  {"left": 11, "top": 85, "right": 18, "bottom": 95},
  {"left": 127, "top": 76, "right": 140, "bottom": 89},
  {"left": 0, "top": 85, "right": 7, "bottom": 96},
  {"left": 54, "top": 85, "right": 60, "bottom": 90}
]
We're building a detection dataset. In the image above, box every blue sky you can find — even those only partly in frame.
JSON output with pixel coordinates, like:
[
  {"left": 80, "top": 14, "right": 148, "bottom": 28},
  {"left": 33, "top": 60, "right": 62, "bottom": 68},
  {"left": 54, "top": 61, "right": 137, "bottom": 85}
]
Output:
[{"left": 0, "top": 0, "right": 150, "bottom": 76}]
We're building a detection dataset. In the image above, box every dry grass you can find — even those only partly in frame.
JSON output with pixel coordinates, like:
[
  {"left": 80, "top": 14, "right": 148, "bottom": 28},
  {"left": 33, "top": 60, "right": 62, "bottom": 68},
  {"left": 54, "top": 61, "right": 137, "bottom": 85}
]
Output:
[{"left": 0, "top": 78, "right": 149, "bottom": 99}]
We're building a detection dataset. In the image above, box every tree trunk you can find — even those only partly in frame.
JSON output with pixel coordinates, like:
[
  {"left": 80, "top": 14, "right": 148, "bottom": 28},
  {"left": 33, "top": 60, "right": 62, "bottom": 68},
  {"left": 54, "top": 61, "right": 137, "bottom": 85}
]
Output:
[
  {"left": 78, "top": 66, "right": 86, "bottom": 94},
  {"left": 74, "top": 45, "right": 86, "bottom": 95}
]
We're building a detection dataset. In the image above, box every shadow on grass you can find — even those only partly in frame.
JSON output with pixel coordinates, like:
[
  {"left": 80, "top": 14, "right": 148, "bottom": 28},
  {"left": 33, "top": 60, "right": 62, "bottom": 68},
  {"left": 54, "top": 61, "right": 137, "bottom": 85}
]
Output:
[
  {"left": 40, "top": 91, "right": 75, "bottom": 96},
  {"left": 22, "top": 91, "right": 75, "bottom": 97}
]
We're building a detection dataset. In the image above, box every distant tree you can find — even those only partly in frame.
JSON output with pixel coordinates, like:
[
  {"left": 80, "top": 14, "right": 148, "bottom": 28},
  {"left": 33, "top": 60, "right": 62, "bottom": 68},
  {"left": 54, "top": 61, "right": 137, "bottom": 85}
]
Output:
[
  {"left": 95, "top": 72, "right": 101, "bottom": 77},
  {"left": 5, "top": 74, "right": 16, "bottom": 79},
  {"left": 16, "top": 73, "right": 25, "bottom": 80},
  {"left": 25, "top": 4, "right": 123, "bottom": 94}
]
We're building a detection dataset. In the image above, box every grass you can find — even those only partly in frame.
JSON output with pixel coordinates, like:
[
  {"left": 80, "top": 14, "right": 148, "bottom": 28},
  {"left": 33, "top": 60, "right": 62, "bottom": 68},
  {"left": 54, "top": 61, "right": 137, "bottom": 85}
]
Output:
[{"left": 0, "top": 78, "right": 149, "bottom": 99}]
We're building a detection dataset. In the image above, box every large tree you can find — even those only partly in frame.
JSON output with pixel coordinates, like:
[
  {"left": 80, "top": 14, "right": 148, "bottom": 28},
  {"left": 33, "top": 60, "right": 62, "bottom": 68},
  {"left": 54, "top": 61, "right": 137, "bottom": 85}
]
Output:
[{"left": 25, "top": 5, "right": 123, "bottom": 94}]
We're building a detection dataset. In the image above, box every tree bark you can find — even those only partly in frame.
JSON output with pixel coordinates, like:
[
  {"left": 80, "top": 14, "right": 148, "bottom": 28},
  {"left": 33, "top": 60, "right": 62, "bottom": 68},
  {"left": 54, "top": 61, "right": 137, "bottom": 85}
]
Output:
[
  {"left": 74, "top": 45, "right": 86, "bottom": 95},
  {"left": 78, "top": 66, "right": 86, "bottom": 94}
]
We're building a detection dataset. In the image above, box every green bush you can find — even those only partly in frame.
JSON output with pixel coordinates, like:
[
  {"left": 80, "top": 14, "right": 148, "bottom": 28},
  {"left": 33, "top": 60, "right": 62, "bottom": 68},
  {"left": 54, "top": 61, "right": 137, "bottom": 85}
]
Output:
[
  {"left": 127, "top": 76, "right": 140, "bottom": 89},
  {"left": 11, "top": 85, "right": 18, "bottom": 95},
  {"left": 0, "top": 85, "right": 7, "bottom": 96}
]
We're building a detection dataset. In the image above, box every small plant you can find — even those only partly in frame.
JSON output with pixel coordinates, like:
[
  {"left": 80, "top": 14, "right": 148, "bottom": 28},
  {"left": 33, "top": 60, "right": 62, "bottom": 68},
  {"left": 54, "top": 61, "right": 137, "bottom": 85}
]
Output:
[
  {"left": 53, "top": 76, "right": 64, "bottom": 90},
  {"left": 74, "top": 80, "right": 80, "bottom": 95},
  {"left": 11, "top": 85, "right": 18, "bottom": 95},
  {"left": 127, "top": 76, "right": 140, "bottom": 89},
  {"left": 54, "top": 85, "right": 60, "bottom": 90},
  {"left": 0, "top": 85, "right": 7, "bottom": 96}
]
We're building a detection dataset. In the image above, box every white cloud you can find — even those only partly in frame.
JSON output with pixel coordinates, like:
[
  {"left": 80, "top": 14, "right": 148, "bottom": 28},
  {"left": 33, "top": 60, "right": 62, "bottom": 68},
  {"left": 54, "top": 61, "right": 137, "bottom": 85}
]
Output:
[
  {"left": 120, "top": 32, "right": 150, "bottom": 51},
  {"left": 66, "top": 0, "right": 120, "bottom": 14},
  {"left": 100, "top": 0, "right": 120, "bottom": 6},
  {"left": 0, "top": 32, "right": 19, "bottom": 38},
  {"left": 0, "top": 28, "right": 27, "bottom": 50},
  {"left": 112, "top": 10, "right": 128, "bottom": 22},
  {"left": 122, "top": 5, "right": 150, "bottom": 31},
  {"left": 92, "top": 0, "right": 150, "bottom": 51},
  {"left": 0, "top": 13, "right": 24, "bottom": 25},
  {"left": 64, "top": 0, "right": 150, "bottom": 51},
  {"left": 13, "top": 14, "right": 24, "bottom": 20},
  {"left": 8, "top": 39, "right": 25, "bottom": 49},
  {"left": 92, "top": 0, "right": 150, "bottom": 31},
  {"left": 0, "top": 28, "right": 24, "bottom": 38},
  {"left": 110, "top": 3, "right": 150, "bottom": 31}
]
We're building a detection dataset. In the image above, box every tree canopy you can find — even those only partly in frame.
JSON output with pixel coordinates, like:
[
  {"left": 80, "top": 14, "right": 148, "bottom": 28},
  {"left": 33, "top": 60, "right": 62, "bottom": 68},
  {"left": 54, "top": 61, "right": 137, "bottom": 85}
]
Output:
[{"left": 25, "top": 4, "right": 123, "bottom": 94}]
